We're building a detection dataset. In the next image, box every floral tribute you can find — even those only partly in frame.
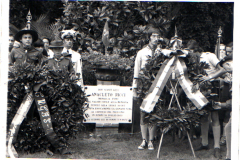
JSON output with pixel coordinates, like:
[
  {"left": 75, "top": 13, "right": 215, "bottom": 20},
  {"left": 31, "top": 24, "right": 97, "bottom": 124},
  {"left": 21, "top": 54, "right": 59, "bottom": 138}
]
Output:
[
  {"left": 136, "top": 52, "right": 214, "bottom": 133},
  {"left": 7, "top": 62, "right": 86, "bottom": 153}
]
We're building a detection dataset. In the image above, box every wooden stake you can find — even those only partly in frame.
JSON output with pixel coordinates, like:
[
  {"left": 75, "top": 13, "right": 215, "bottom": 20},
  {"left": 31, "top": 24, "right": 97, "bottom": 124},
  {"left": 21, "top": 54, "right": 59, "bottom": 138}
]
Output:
[
  {"left": 157, "top": 132, "right": 164, "bottom": 160},
  {"left": 186, "top": 130, "right": 196, "bottom": 158}
]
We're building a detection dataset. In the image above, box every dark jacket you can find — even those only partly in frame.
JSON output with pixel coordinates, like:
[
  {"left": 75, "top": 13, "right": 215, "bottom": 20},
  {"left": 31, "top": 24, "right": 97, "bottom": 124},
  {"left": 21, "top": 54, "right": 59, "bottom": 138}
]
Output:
[
  {"left": 9, "top": 44, "right": 43, "bottom": 66},
  {"left": 47, "top": 56, "right": 74, "bottom": 73}
]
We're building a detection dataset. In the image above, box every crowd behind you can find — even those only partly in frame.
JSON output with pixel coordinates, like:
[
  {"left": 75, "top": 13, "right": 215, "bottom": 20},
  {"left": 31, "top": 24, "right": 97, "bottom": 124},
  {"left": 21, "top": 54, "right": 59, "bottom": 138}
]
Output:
[{"left": 7, "top": 23, "right": 232, "bottom": 160}]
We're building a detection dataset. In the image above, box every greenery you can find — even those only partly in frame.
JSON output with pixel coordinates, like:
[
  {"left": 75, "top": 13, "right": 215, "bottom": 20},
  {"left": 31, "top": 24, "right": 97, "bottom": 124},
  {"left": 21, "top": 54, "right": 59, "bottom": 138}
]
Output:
[
  {"left": 8, "top": 62, "right": 86, "bottom": 153},
  {"left": 136, "top": 53, "right": 213, "bottom": 133}
]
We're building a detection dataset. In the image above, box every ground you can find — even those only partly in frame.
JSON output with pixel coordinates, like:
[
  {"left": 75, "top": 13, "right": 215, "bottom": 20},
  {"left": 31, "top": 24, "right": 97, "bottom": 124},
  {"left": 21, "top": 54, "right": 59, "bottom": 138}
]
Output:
[{"left": 18, "top": 128, "right": 227, "bottom": 160}]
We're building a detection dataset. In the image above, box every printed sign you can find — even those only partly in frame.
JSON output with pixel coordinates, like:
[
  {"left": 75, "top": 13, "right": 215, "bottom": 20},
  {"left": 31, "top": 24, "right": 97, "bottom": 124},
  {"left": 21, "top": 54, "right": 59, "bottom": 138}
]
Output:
[{"left": 84, "top": 85, "right": 133, "bottom": 123}]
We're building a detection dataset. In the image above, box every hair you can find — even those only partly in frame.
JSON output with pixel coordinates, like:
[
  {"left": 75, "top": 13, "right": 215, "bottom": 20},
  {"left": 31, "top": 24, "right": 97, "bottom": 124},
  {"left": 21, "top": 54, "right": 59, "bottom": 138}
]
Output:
[
  {"left": 146, "top": 25, "right": 161, "bottom": 38},
  {"left": 186, "top": 39, "right": 203, "bottom": 52},
  {"left": 226, "top": 42, "right": 233, "bottom": 48},
  {"left": 220, "top": 43, "right": 226, "bottom": 49}
]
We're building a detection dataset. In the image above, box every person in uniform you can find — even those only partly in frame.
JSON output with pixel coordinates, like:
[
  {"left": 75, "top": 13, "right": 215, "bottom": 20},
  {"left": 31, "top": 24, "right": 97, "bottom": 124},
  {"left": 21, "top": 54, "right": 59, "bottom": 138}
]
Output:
[
  {"left": 132, "top": 26, "right": 180, "bottom": 151},
  {"left": 189, "top": 40, "right": 223, "bottom": 159},
  {"left": 9, "top": 28, "right": 43, "bottom": 66},
  {"left": 60, "top": 30, "right": 84, "bottom": 90},
  {"left": 214, "top": 53, "right": 232, "bottom": 160},
  {"left": 47, "top": 39, "right": 74, "bottom": 73}
]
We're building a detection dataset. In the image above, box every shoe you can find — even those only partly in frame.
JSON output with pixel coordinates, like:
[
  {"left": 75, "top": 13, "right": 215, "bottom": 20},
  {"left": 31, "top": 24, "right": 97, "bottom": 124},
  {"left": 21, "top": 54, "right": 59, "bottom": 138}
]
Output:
[
  {"left": 214, "top": 148, "right": 221, "bottom": 159},
  {"left": 220, "top": 136, "right": 226, "bottom": 146},
  {"left": 148, "top": 140, "right": 154, "bottom": 150},
  {"left": 194, "top": 144, "right": 209, "bottom": 151},
  {"left": 60, "top": 147, "right": 73, "bottom": 155},
  {"left": 138, "top": 139, "right": 147, "bottom": 150}
]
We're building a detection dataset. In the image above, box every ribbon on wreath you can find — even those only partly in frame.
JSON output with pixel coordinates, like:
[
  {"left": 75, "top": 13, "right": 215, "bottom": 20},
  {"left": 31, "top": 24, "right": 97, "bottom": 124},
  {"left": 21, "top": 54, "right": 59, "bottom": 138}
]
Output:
[
  {"left": 8, "top": 86, "right": 59, "bottom": 158},
  {"left": 8, "top": 91, "right": 34, "bottom": 158},
  {"left": 140, "top": 56, "right": 209, "bottom": 113}
]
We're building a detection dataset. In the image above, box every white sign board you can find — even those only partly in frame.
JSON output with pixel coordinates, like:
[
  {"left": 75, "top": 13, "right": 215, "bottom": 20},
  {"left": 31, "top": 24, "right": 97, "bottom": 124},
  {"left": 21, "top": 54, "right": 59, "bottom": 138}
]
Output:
[{"left": 83, "top": 85, "right": 133, "bottom": 123}]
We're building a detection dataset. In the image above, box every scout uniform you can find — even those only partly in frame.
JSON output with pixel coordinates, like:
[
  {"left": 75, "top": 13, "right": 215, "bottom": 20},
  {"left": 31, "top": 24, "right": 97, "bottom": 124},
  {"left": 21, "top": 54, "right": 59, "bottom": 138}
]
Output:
[
  {"left": 47, "top": 40, "right": 74, "bottom": 73},
  {"left": 9, "top": 29, "right": 43, "bottom": 66}
]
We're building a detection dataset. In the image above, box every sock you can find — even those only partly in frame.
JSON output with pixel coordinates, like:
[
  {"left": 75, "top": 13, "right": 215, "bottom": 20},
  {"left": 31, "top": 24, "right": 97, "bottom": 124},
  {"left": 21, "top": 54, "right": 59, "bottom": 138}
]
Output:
[
  {"left": 148, "top": 125, "right": 157, "bottom": 141},
  {"left": 222, "top": 122, "right": 227, "bottom": 137},
  {"left": 212, "top": 125, "right": 221, "bottom": 148},
  {"left": 225, "top": 120, "right": 231, "bottom": 159},
  {"left": 140, "top": 124, "right": 148, "bottom": 141},
  {"left": 201, "top": 121, "right": 209, "bottom": 146}
]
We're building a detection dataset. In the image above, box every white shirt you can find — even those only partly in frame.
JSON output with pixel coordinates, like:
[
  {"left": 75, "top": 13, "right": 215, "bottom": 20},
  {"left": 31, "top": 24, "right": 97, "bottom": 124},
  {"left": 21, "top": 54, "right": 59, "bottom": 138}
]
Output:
[
  {"left": 47, "top": 49, "right": 54, "bottom": 59},
  {"left": 132, "top": 45, "right": 173, "bottom": 88},
  {"left": 200, "top": 52, "right": 220, "bottom": 76}
]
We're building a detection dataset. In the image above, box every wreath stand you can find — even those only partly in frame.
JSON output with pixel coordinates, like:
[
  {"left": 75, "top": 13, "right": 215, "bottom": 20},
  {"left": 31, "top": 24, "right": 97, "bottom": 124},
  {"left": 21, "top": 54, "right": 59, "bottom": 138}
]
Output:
[{"left": 156, "top": 80, "right": 196, "bottom": 160}]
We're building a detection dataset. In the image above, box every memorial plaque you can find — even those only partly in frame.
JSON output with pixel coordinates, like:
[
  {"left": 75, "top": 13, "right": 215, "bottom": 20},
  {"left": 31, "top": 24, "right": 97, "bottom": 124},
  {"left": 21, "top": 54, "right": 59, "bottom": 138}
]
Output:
[{"left": 84, "top": 85, "right": 133, "bottom": 123}]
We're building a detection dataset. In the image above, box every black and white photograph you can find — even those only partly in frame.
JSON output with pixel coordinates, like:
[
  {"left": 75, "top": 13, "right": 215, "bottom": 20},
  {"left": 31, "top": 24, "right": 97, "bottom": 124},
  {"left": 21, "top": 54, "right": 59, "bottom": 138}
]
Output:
[{"left": 1, "top": 0, "right": 239, "bottom": 159}]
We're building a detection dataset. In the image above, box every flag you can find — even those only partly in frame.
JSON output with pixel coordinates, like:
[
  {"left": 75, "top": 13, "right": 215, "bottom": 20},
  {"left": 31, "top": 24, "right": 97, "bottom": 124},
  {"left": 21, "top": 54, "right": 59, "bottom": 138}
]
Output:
[{"left": 102, "top": 20, "right": 110, "bottom": 48}]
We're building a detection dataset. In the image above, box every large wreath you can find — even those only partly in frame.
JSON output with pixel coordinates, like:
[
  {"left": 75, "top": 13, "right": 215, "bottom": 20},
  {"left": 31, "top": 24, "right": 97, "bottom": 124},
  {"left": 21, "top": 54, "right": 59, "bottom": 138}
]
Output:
[
  {"left": 136, "top": 51, "right": 213, "bottom": 133},
  {"left": 7, "top": 62, "right": 87, "bottom": 153}
]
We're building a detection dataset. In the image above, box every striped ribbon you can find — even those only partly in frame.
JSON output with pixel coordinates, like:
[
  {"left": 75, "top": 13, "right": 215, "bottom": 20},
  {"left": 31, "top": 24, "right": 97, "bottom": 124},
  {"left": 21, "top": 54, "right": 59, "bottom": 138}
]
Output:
[
  {"left": 8, "top": 91, "right": 34, "bottom": 158},
  {"left": 140, "top": 56, "right": 209, "bottom": 113},
  {"left": 8, "top": 91, "right": 59, "bottom": 158}
]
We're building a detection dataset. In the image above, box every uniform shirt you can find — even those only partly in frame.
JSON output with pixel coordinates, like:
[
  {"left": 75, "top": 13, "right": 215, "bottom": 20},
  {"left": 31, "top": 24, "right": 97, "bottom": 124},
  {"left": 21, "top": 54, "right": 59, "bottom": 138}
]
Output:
[
  {"left": 132, "top": 45, "right": 173, "bottom": 89},
  {"left": 9, "top": 44, "right": 43, "bottom": 66},
  {"left": 62, "top": 48, "right": 84, "bottom": 90},
  {"left": 47, "top": 56, "right": 74, "bottom": 73},
  {"left": 200, "top": 52, "right": 220, "bottom": 76}
]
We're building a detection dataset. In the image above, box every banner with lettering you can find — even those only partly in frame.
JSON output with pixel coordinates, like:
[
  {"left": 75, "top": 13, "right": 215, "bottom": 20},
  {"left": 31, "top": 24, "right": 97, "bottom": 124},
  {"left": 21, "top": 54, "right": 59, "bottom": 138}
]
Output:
[{"left": 84, "top": 85, "right": 133, "bottom": 123}]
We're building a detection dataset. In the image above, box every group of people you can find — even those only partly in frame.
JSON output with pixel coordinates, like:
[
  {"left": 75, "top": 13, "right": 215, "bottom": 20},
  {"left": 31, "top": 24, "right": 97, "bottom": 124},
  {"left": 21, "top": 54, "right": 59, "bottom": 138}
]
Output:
[
  {"left": 7, "top": 26, "right": 85, "bottom": 157},
  {"left": 132, "top": 26, "right": 232, "bottom": 160},
  {"left": 8, "top": 23, "right": 232, "bottom": 159}
]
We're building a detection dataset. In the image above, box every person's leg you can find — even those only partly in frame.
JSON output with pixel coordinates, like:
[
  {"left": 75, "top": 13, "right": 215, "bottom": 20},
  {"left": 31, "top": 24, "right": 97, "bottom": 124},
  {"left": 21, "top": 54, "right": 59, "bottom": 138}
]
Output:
[
  {"left": 138, "top": 111, "right": 148, "bottom": 149},
  {"left": 148, "top": 125, "right": 157, "bottom": 150},
  {"left": 221, "top": 110, "right": 230, "bottom": 145},
  {"left": 195, "top": 114, "right": 209, "bottom": 151},
  {"left": 225, "top": 117, "right": 231, "bottom": 159},
  {"left": 211, "top": 110, "right": 221, "bottom": 158}
]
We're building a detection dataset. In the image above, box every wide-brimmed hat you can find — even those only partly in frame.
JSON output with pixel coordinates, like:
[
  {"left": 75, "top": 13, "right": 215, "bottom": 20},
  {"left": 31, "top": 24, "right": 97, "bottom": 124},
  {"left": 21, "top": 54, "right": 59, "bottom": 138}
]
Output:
[
  {"left": 14, "top": 29, "right": 38, "bottom": 43},
  {"left": 49, "top": 40, "right": 64, "bottom": 48}
]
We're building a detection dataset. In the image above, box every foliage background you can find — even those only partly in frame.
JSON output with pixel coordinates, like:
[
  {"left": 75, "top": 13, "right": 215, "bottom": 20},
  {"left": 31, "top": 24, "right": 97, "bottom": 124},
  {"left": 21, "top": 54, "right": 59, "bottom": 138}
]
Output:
[
  {"left": 8, "top": 0, "right": 233, "bottom": 153},
  {"left": 10, "top": 1, "right": 233, "bottom": 53}
]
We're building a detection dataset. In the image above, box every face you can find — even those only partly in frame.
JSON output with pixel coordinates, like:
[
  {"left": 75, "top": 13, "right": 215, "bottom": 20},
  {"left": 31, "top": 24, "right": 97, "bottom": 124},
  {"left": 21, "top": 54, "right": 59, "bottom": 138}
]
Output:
[
  {"left": 63, "top": 37, "right": 73, "bottom": 49},
  {"left": 219, "top": 45, "right": 226, "bottom": 59},
  {"left": 52, "top": 47, "right": 63, "bottom": 58},
  {"left": 43, "top": 39, "right": 49, "bottom": 49},
  {"left": 21, "top": 33, "right": 32, "bottom": 47},
  {"left": 9, "top": 36, "right": 14, "bottom": 48},
  {"left": 149, "top": 33, "right": 160, "bottom": 46}
]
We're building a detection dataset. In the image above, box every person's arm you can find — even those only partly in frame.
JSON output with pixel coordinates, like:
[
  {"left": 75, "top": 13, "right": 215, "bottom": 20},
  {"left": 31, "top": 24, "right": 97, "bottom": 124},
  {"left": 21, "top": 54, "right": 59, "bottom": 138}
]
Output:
[
  {"left": 214, "top": 99, "right": 232, "bottom": 110},
  {"left": 132, "top": 52, "right": 141, "bottom": 98},
  {"left": 9, "top": 49, "right": 15, "bottom": 65},
  {"left": 200, "top": 53, "right": 224, "bottom": 81}
]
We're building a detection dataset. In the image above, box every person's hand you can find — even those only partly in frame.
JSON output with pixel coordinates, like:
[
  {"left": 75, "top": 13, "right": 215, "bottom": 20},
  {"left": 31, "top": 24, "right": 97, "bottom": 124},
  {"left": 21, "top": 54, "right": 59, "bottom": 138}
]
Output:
[
  {"left": 133, "top": 88, "right": 138, "bottom": 100},
  {"left": 199, "top": 75, "right": 211, "bottom": 82},
  {"left": 213, "top": 102, "right": 222, "bottom": 110}
]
